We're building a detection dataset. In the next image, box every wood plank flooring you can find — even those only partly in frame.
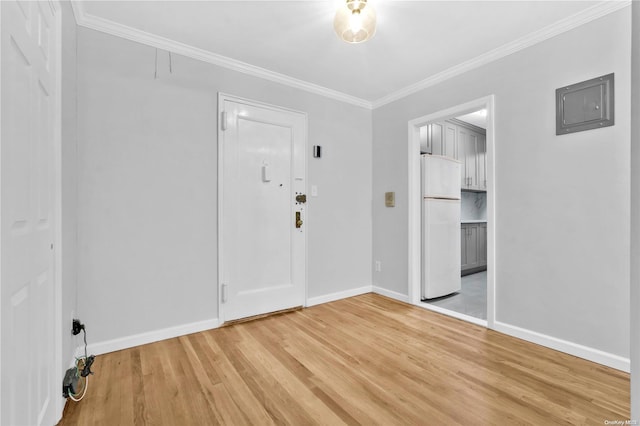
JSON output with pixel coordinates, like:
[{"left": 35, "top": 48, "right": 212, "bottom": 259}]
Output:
[{"left": 58, "top": 294, "right": 630, "bottom": 425}]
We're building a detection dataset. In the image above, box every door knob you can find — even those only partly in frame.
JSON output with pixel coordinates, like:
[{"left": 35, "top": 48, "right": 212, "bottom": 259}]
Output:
[
  {"left": 295, "top": 211, "right": 303, "bottom": 228},
  {"left": 296, "top": 194, "right": 307, "bottom": 204}
]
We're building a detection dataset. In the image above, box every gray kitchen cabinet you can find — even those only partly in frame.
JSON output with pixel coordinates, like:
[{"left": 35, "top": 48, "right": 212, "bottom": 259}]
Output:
[
  {"left": 429, "top": 122, "right": 445, "bottom": 156},
  {"left": 426, "top": 121, "right": 459, "bottom": 160},
  {"left": 461, "top": 223, "right": 479, "bottom": 271},
  {"left": 462, "top": 222, "right": 487, "bottom": 274},
  {"left": 458, "top": 127, "right": 478, "bottom": 190},
  {"left": 443, "top": 122, "right": 458, "bottom": 160},
  {"left": 478, "top": 223, "right": 487, "bottom": 266},
  {"left": 458, "top": 128, "right": 468, "bottom": 187},
  {"left": 419, "top": 125, "right": 431, "bottom": 154},
  {"left": 466, "top": 129, "right": 479, "bottom": 189},
  {"left": 424, "top": 119, "right": 485, "bottom": 191},
  {"left": 454, "top": 121, "right": 486, "bottom": 191},
  {"left": 461, "top": 225, "right": 467, "bottom": 268},
  {"left": 477, "top": 134, "right": 487, "bottom": 191}
]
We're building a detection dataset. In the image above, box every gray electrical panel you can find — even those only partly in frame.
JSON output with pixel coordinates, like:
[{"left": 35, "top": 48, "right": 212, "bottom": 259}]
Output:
[{"left": 556, "top": 73, "right": 614, "bottom": 135}]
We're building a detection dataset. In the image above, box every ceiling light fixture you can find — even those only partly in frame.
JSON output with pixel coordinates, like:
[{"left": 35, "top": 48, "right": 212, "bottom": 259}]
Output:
[{"left": 334, "top": 0, "right": 377, "bottom": 44}]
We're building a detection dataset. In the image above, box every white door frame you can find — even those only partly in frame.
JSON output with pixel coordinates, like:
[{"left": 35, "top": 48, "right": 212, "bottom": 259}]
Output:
[
  {"left": 216, "top": 93, "right": 308, "bottom": 324},
  {"left": 407, "top": 95, "right": 496, "bottom": 329}
]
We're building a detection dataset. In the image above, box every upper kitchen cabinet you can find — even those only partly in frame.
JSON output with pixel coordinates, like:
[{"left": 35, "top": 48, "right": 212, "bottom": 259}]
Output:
[
  {"left": 419, "top": 125, "right": 431, "bottom": 154},
  {"left": 443, "top": 122, "right": 458, "bottom": 160},
  {"left": 459, "top": 127, "right": 477, "bottom": 189},
  {"left": 421, "top": 121, "right": 458, "bottom": 158},
  {"left": 452, "top": 119, "right": 486, "bottom": 191},
  {"left": 422, "top": 121, "right": 458, "bottom": 159},
  {"left": 429, "top": 122, "right": 443, "bottom": 156},
  {"left": 477, "top": 134, "right": 487, "bottom": 191},
  {"left": 420, "top": 119, "right": 485, "bottom": 191}
]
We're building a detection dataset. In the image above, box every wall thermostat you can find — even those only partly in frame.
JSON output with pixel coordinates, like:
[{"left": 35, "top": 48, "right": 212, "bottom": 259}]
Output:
[{"left": 385, "top": 192, "right": 395, "bottom": 207}]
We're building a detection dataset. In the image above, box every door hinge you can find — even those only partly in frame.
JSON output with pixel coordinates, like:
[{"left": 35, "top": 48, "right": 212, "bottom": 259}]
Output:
[
  {"left": 220, "top": 111, "right": 228, "bottom": 131},
  {"left": 221, "top": 283, "right": 227, "bottom": 303}
]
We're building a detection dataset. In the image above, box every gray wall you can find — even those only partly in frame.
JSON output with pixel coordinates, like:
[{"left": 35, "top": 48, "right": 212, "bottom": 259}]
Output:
[
  {"left": 373, "top": 8, "right": 631, "bottom": 357},
  {"left": 631, "top": 0, "right": 639, "bottom": 418},
  {"left": 76, "top": 28, "right": 372, "bottom": 344},
  {"left": 60, "top": 0, "right": 78, "bottom": 370}
]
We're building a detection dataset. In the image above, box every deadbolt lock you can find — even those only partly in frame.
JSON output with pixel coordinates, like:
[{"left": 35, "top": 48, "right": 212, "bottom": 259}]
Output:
[
  {"left": 295, "top": 211, "right": 303, "bottom": 228},
  {"left": 295, "top": 194, "right": 307, "bottom": 204}
]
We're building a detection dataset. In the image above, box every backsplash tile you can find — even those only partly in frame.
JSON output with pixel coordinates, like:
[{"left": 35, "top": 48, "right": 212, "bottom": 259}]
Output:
[{"left": 461, "top": 191, "right": 487, "bottom": 221}]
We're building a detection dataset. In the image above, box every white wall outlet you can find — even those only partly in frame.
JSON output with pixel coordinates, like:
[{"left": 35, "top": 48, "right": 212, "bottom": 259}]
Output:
[{"left": 375, "top": 260, "right": 382, "bottom": 272}]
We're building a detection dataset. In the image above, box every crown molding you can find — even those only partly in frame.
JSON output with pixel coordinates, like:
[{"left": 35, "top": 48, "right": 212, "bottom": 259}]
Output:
[
  {"left": 70, "top": 1, "right": 629, "bottom": 111},
  {"left": 371, "top": 0, "right": 631, "bottom": 109},
  {"left": 69, "top": 0, "right": 84, "bottom": 25},
  {"left": 69, "top": 1, "right": 373, "bottom": 109}
]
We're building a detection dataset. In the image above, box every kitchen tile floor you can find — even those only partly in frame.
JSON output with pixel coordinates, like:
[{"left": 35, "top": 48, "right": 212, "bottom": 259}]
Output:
[{"left": 425, "top": 271, "right": 487, "bottom": 320}]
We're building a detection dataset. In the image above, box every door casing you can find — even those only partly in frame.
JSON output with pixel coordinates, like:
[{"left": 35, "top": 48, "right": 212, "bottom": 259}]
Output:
[{"left": 407, "top": 95, "right": 496, "bottom": 329}]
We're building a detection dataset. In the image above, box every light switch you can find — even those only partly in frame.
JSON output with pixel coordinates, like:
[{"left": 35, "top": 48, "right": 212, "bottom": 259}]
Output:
[
  {"left": 385, "top": 192, "right": 395, "bottom": 207},
  {"left": 311, "top": 185, "right": 318, "bottom": 197}
]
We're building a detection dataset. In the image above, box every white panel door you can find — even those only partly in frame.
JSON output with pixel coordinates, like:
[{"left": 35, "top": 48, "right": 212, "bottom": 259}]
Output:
[
  {"left": 220, "top": 97, "right": 306, "bottom": 322},
  {"left": 1, "top": 1, "right": 59, "bottom": 425}
]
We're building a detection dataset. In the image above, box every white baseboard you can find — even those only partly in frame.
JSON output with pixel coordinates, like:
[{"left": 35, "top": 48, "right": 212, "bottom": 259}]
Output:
[
  {"left": 372, "top": 286, "right": 410, "bottom": 303},
  {"left": 306, "top": 286, "right": 372, "bottom": 307},
  {"left": 85, "top": 318, "right": 220, "bottom": 356},
  {"left": 494, "top": 321, "right": 630, "bottom": 372}
]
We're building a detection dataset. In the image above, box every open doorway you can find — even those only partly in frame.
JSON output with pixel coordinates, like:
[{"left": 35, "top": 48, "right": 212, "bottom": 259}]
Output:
[{"left": 407, "top": 96, "right": 495, "bottom": 329}]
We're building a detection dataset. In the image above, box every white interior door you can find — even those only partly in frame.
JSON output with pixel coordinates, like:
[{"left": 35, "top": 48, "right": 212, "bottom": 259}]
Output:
[
  {"left": 1, "top": 1, "right": 59, "bottom": 425},
  {"left": 219, "top": 96, "right": 306, "bottom": 322}
]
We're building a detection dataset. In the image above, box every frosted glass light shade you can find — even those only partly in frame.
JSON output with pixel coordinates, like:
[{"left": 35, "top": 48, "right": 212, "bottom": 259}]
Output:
[{"left": 334, "top": 1, "right": 377, "bottom": 44}]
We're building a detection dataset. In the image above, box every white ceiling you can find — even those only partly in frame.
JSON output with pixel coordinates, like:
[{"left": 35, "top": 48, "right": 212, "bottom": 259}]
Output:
[
  {"left": 456, "top": 109, "right": 487, "bottom": 129},
  {"left": 77, "top": 1, "right": 620, "bottom": 106}
]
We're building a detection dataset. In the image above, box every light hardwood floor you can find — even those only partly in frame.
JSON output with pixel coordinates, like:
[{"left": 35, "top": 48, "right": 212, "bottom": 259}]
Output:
[{"left": 58, "top": 294, "right": 630, "bottom": 425}]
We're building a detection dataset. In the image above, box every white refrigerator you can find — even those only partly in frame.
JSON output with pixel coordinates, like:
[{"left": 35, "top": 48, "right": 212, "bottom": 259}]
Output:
[{"left": 421, "top": 155, "right": 461, "bottom": 300}]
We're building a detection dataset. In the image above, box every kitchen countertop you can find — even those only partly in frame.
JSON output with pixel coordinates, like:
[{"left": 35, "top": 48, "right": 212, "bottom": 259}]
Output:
[{"left": 461, "top": 219, "right": 487, "bottom": 224}]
